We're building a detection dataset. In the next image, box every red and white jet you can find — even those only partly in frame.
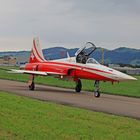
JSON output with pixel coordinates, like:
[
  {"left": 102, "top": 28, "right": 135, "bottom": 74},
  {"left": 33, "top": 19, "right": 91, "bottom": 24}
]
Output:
[{"left": 12, "top": 37, "right": 136, "bottom": 97}]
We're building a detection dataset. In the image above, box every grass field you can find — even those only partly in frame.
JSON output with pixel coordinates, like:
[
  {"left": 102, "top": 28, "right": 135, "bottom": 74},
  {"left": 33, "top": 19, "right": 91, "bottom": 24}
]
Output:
[
  {"left": 0, "top": 91, "right": 140, "bottom": 140},
  {"left": 0, "top": 66, "right": 140, "bottom": 97}
]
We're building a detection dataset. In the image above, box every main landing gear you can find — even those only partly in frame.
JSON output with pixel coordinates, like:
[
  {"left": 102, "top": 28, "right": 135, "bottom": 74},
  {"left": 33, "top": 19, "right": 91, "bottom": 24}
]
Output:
[
  {"left": 28, "top": 75, "right": 35, "bottom": 90},
  {"left": 74, "top": 79, "right": 100, "bottom": 97},
  {"left": 75, "top": 79, "right": 82, "bottom": 93},
  {"left": 94, "top": 80, "right": 100, "bottom": 97}
]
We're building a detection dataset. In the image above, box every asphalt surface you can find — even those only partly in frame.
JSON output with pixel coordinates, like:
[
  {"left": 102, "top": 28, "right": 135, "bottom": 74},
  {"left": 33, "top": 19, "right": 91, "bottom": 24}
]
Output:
[{"left": 0, "top": 79, "right": 140, "bottom": 119}]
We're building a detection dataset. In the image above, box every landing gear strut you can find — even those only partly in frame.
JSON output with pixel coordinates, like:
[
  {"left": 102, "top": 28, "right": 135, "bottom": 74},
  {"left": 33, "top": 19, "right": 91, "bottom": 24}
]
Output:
[
  {"left": 94, "top": 80, "right": 100, "bottom": 97},
  {"left": 75, "top": 79, "right": 82, "bottom": 92},
  {"left": 28, "top": 75, "right": 35, "bottom": 90}
]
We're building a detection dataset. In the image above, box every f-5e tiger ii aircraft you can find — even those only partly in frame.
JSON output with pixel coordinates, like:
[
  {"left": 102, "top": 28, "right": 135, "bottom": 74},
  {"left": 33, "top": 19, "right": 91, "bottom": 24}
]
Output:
[{"left": 11, "top": 37, "right": 136, "bottom": 97}]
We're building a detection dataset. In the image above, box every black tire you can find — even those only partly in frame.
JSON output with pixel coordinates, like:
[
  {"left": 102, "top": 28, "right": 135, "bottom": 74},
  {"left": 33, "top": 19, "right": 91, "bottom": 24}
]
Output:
[
  {"left": 29, "top": 82, "right": 35, "bottom": 90},
  {"left": 94, "top": 91, "right": 100, "bottom": 98},
  {"left": 75, "top": 79, "right": 82, "bottom": 92}
]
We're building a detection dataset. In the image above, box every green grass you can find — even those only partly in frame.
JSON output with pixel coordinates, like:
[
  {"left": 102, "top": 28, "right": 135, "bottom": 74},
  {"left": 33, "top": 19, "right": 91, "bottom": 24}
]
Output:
[
  {"left": 0, "top": 66, "right": 140, "bottom": 97},
  {"left": 0, "top": 91, "right": 140, "bottom": 140}
]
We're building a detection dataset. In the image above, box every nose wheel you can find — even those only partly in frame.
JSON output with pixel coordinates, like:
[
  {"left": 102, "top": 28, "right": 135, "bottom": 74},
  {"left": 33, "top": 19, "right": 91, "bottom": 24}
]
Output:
[
  {"left": 94, "top": 80, "right": 100, "bottom": 97},
  {"left": 75, "top": 79, "right": 82, "bottom": 92}
]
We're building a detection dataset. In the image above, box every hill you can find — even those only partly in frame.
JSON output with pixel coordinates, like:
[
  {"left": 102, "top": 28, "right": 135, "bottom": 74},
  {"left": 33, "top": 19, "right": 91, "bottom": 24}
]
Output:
[
  {"left": 0, "top": 47, "right": 140, "bottom": 65},
  {"left": 43, "top": 47, "right": 140, "bottom": 65}
]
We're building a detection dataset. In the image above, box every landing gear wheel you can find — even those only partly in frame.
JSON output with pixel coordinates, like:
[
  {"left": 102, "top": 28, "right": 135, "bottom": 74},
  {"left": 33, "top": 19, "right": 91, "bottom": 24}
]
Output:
[
  {"left": 28, "top": 75, "right": 35, "bottom": 91},
  {"left": 29, "top": 82, "right": 35, "bottom": 90},
  {"left": 75, "top": 79, "right": 82, "bottom": 93},
  {"left": 94, "top": 91, "right": 100, "bottom": 97},
  {"left": 94, "top": 80, "right": 100, "bottom": 98}
]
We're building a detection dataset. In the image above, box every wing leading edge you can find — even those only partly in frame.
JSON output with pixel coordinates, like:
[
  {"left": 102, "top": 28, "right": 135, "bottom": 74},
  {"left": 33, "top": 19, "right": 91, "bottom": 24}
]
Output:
[{"left": 10, "top": 69, "right": 66, "bottom": 76}]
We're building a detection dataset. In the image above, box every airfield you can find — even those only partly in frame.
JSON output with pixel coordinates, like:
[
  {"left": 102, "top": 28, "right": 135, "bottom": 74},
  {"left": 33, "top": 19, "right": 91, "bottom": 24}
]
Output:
[{"left": 0, "top": 79, "right": 140, "bottom": 119}]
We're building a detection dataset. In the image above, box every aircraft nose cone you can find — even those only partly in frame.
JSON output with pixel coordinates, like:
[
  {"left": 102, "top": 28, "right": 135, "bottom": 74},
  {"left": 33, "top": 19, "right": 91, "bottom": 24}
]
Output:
[
  {"left": 111, "top": 69, "right": 137, "bottom": 81},
  {"left": 123, "top": 75, "right": 137, "bottom": 81},
  {"left": 118, "top": 73, "right": 137, "bottom": 81}
]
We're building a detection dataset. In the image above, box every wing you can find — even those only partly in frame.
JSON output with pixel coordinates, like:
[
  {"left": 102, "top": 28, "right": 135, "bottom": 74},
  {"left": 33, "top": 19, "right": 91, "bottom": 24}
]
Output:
[{"left": 10, "top": 69, "right": 66, "bottom": 76}]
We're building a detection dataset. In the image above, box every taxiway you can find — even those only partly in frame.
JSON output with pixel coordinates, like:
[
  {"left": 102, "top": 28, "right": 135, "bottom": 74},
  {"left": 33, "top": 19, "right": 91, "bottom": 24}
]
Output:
[{"left": 0, "top": 79, "right": 140, "bottom": 119}]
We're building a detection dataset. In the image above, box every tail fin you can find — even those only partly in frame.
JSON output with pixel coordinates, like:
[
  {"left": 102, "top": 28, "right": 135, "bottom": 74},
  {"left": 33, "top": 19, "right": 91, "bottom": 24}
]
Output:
[{"left": 29, "top": 37, "right": 46, "bottom": 63}]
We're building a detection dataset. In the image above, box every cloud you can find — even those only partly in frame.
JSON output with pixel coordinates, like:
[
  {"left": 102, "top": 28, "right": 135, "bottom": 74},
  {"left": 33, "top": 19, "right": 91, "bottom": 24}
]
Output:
[{"left": 0, "top": 0, "right": 140, "bottom": 51}]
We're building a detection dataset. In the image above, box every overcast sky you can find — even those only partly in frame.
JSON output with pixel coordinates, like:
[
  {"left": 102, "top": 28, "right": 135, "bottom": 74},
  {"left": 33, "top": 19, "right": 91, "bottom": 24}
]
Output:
[{"left": 0, "top": 0, "right": 140, "bottom": 51}]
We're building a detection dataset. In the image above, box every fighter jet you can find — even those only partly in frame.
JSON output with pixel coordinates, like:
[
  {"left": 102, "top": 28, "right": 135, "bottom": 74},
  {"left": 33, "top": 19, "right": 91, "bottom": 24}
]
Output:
[{"left": 11, "top": 37, "right": 136, "bottom": 97}]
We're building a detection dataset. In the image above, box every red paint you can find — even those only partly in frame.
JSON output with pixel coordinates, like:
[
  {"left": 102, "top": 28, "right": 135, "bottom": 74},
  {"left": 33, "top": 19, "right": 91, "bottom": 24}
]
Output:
[{"left": 25, "top": 62, "right": 115, "bottom": 82}]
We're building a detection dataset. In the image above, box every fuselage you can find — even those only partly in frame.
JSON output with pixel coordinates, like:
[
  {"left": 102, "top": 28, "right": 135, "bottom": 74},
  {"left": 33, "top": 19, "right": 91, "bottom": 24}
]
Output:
[{"left": 24, "top": 57, "right": 136, "bottom": 82}]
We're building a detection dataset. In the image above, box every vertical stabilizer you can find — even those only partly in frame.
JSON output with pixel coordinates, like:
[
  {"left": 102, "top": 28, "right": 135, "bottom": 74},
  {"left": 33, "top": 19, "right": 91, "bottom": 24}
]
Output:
[{"left": 29, "top": 37, "right": 46, "bottom": 63}]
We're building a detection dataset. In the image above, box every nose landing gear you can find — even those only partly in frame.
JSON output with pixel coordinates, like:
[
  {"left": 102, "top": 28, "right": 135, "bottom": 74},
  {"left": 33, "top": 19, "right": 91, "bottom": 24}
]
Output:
[{"left": 94, "top": 80, "right": 100, "bottom": 97}]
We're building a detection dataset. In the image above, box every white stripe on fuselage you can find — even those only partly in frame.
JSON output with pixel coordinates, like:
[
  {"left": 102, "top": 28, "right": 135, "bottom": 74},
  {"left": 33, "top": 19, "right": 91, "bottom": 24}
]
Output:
[
  {"left": 50, "top": 57, "right": 136, "bottom": 81},
  {"left": 48, "top": 58, "right": 118, "bottom": 81}
]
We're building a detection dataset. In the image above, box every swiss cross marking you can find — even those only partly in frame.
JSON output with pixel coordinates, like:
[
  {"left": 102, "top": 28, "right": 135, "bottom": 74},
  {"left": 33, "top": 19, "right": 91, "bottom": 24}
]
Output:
[{"left": 31, "top": 53, "right": 35, "bottom": 60}]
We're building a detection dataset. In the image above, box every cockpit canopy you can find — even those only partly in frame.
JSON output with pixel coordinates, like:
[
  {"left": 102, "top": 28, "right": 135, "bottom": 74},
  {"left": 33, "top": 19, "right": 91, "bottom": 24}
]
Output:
[
  {"left": 75, "top": 42, "right": 97, "bottom": 64},
  {"left": 86, "top": 58, "right": 100, "bottom": 64}
]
